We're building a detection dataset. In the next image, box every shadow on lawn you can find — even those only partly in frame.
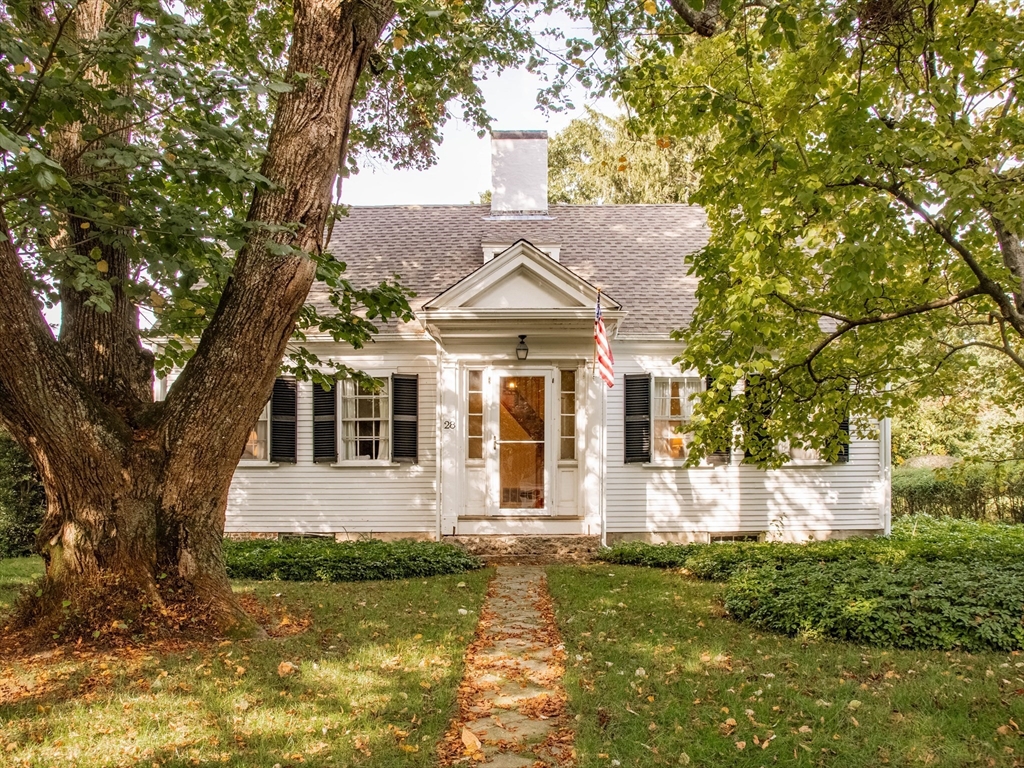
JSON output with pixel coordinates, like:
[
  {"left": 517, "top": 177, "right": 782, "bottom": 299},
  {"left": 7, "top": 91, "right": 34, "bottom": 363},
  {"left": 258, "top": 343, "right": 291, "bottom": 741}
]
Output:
[
  {"left": 548, "top": 564, "right": 1024, "bottom": 768},
  {"left": 0, "top": 569, "right": 491, "bottom": 768}
]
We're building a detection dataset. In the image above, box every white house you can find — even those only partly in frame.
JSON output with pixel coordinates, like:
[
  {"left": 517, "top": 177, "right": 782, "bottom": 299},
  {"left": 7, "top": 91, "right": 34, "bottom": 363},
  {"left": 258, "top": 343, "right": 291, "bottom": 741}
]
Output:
[{"left": 219, "top": 130, "right": 892, "bottom": 549}]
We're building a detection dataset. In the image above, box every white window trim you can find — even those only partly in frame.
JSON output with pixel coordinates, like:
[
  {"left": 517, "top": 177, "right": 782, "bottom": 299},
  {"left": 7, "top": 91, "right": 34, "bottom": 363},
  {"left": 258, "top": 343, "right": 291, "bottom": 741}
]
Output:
[
  {"left": 649, "top": 375, "right": 718, "bottom": 468},
  {"left": 335, "top": 375, "right": 392, "bottom": 465}
]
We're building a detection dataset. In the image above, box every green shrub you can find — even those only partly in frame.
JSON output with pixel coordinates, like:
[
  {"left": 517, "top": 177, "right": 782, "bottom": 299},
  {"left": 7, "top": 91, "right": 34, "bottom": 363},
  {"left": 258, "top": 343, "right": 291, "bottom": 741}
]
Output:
[
  {"left": 0, "top": 431, "right": 44, "bottom": 558},
  {"left": 724, "top": 559, "right": 1024, "bottom": 651},
  {"left": 223, "top": 538, "right": 482, "bottom": 582},
  {"left": 892, "top": 463, "right": 1024, "bottom": 522},
  {"left": 597, "top": 541, "right": 695, "bottom": 568},
  {"left": 598, "top": 515, "right": 1024, "bottom": 581}
]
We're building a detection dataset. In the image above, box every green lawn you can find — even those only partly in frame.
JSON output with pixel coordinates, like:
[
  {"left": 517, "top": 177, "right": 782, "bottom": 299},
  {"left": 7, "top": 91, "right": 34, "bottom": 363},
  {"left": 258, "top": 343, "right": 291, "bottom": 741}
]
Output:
[
  {"left": 0, "top": 556, "right": 43, "bottom": 613},
  {"left": 0, "top": 558, "right": 491, "bottom": 767},
  {"left": 548, "top": 564, "right": 1024, "bottom": 768}
]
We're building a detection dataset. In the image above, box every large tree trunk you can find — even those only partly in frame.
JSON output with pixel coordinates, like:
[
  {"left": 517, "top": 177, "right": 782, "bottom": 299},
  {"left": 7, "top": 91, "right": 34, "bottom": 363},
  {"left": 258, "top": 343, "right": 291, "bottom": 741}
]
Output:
[{"left": 0, "top": 0, "right": 395, "bottom": 639}]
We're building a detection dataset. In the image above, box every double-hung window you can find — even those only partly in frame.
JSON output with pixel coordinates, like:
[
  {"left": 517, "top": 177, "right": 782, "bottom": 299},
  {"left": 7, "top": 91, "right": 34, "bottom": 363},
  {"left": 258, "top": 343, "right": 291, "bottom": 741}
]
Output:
[
  {"left": 340, "top": 379, "right": 389, "bottom": 461},
  {"left": 652, "top": 377, "right": 702, "bottom": 461},
  {"left": 313, "top": 374, "right": 419, "bottom": 465},
  {"left": 624, "top": 374, "right": 731, "bottom": 465},
  {"left": 242, "top": 404, "right": 270, "bottom": 461}
]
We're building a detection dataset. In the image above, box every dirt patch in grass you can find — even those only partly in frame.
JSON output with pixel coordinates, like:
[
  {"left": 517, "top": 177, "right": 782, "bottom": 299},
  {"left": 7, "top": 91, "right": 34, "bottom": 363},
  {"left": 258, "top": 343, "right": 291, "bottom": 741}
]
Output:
[{"left": 235, "top": 593, "right": 311, "bottom": 638}]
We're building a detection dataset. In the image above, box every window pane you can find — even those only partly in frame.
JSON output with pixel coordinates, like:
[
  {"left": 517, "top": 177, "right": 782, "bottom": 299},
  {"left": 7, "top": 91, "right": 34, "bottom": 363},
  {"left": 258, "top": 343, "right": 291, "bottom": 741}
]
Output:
[
  {"left": 560, "top": 436, "right": 575, "bottom": 461},
  {"left": 242, "top": 420, "right": 267, "bottom": 460},
  {"left": 655, "top": 418, "right": 688, "bottom": 460},
  {"left": 561, "top": 369, "right": 576, "bottom": 392},
  {"left": 561, "top": 393, "right": 576, "bottom": 414},
  {"left": 468, "top": 437, "right": 483, "bottom": 460},
  {"left": 670, "top": 381, "right": 683, "bottom": 416},
  {"left": 469, "top": 392, "right": 483, "bottom": 413},
  {"left": 499, "top": 442, "right": 544, "bottom": 509},
  {"left": 561, "top": 414, "right": 575, "bottom": 436},
  {"left": 341, "top": 380, "right": 388, "bottom": 461},
  {"left": 468, "top": 414, "right": 483, "bottom": 438},
  {"left": 469, "top": 370, "right": 482, "bottom": 391}
]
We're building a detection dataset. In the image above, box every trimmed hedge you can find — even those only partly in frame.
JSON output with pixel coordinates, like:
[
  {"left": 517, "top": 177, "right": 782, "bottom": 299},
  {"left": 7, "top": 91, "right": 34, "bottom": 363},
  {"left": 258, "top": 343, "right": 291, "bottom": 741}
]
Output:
[
  {"left": 223, "top": 538, "right": 482, "bottom": 582},
  {"left": 724, "top": 560, "right": 1024, "bottom": 652},
  {"left": 892, "top": 463, "right": 1024, "bottom": 522},
  {"left": 598, "top": 515, "right": 1024, "bottom": 581}
]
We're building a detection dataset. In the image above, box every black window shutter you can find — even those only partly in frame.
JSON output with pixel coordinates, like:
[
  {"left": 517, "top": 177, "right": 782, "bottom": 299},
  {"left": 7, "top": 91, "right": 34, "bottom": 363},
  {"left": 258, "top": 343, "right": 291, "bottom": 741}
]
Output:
[
  {"left": 312, "top": 383, "right": 337, "bottom": 463},
  {"left": 705, "top": 375, "right": 732, "bottom": 464},
  {"left": 836, "top": 416, "right": 851, "bottom": 463},
  {"left": 391, "top": 374, "right": 418, "bottom": 463},
  {"left": 624, "top": 374, "right": 651, "bottom": 464},
  {"left": 270, "top": 378, "right": 297, "bottom": 464}
]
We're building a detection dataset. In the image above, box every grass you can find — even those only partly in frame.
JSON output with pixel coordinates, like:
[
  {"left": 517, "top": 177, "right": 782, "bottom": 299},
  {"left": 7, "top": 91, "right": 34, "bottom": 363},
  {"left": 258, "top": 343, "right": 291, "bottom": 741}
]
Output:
[
  {"left": 548, "top": 564, "right": 1024, "bottom": 768},
  {"left": 0, "top": 556, "right": 42, "bottom": 612},
  {"left": 0, "top": 557, "right": 491, "bottom": 767}
]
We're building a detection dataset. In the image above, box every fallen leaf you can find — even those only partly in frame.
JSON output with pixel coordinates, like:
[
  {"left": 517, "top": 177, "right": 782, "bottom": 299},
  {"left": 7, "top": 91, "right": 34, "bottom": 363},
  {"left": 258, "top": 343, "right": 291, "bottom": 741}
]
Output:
[
  {"left": 277, "top": 661, "right": 299, "bottom": 677},
  {"left": 736, "top": 741, "right": 746, "bottom": 750},
  {"left": 461, "top": 727, "right": 482, "bottom": 752}
]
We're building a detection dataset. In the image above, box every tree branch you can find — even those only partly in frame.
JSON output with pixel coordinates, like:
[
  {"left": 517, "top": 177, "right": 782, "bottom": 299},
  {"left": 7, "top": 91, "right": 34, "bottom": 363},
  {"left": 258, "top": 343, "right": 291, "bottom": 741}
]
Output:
[
  {"left": 159, "top": 0, "right": 396, "bottom": 481},
  {"left": 12, "top": 4, "right": 77, "bottom": 135},
  {"left": 0, "top": 206, "right": 129, "bottom": 457},
  {"left": 843, "top": 175, "right": 1024, "bottom": 335},
  {"left": 666, "top": 0, "right": 724, "bottom": 37},
  {"left": 772, "top": 285, "right": 990, "bottom": 381},
  {"left": 989, "top": 213, "right": 1024, "bottom": 314}
]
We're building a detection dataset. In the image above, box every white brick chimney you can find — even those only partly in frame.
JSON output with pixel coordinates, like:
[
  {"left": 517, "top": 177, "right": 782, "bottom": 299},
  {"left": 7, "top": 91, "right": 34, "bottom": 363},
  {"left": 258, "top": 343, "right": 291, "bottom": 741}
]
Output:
[{"left": 490, "top": 130, "right": 548, "bottom": 215}]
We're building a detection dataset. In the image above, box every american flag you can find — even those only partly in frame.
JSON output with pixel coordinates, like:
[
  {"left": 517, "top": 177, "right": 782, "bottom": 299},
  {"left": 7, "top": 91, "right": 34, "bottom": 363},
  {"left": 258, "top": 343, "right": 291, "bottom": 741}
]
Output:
[{"left": 594, "top": 292, "right": 614, "bottom": 388}]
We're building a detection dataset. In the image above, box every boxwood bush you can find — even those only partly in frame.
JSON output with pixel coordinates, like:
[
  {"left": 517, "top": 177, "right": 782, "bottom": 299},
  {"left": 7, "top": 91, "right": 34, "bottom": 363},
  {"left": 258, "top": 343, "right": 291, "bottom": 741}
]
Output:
[
  {"left": 224, "top": 538, "right": 482, "bottom": 582},
  {"left": 724, "top": 559, "right": 1024, "bottom": 652}
]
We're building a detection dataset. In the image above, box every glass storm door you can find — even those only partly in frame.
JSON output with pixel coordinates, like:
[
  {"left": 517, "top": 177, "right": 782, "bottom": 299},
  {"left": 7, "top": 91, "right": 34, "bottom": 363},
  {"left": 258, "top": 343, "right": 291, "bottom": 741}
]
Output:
[{"left": 495, "top": 374, "right": 548, "bottom": 513}]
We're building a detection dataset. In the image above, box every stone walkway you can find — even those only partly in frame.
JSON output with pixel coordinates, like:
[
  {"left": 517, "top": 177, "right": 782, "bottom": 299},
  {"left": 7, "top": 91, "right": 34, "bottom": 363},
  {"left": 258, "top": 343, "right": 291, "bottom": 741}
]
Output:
[{"left": 440, "top": 566, "right": 574, "bottom": 767}]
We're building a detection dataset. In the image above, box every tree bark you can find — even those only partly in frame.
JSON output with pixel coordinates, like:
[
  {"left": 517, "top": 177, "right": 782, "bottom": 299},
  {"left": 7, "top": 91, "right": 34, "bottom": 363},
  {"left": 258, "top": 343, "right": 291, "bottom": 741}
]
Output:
[{"left": 0, "top": 0, "right": 396, "bottom": 638}]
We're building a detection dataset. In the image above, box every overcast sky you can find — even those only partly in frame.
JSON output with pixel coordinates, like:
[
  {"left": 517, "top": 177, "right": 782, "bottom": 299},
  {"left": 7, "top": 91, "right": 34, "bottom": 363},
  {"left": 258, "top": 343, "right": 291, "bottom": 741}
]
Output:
[{"left": 343, "top": 65, "right": 614, "bottom": 207}]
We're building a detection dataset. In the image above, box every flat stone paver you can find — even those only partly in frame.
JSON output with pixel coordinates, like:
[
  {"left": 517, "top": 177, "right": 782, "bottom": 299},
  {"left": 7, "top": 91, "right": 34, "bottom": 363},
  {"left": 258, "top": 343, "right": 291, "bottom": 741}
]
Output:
[{"left": 440, "top": 566, "right": 574, "bottom": 766}]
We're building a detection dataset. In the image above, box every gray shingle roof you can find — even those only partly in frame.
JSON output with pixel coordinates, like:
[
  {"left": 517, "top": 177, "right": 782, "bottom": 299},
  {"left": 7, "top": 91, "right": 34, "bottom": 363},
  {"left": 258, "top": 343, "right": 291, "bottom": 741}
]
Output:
[{"left": 319, "top": 203, "right": 707, "bottom": 338}]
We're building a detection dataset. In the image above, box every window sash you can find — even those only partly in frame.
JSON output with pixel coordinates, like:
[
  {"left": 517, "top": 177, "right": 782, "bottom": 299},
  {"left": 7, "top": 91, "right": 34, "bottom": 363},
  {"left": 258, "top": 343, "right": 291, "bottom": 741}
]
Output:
[
  {"left": 653, "top": 377, "right": 702, "bottom": 461},
  {"left": 467, "top": 369, "right": 484, "bottom": 461},
  {"left": 340, "top": 379, "right": 389, "bottom": 461},
  {"left": 242, "top": 405, "right": 269, "bottom": 461},
  {"left": 560, "top": 369, "right": 577, "bottom": 461}
]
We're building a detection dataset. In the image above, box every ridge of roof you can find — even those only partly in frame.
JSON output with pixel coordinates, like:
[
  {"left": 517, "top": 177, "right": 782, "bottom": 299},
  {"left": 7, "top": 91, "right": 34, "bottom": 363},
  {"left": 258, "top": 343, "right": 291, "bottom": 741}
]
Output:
[{"left": 339, "top": 202, "right": 704, "bottom": 211}]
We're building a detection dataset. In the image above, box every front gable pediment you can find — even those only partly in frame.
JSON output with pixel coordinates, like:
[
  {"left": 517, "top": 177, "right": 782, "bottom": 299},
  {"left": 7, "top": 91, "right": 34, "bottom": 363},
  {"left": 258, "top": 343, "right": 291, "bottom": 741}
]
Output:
[{"left": 423, "top": 240, "right": 620, "bottom": 312}]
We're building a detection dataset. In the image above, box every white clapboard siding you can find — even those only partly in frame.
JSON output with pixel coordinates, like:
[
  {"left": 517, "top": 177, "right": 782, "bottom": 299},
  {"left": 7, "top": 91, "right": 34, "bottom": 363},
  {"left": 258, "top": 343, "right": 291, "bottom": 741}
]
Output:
[
  {"left": 226, "top": 344, "right": 439, "bottom": 535},
  {"left": 605, "top": 350, "right": 885, "bottom": 537},
  {"left": 160, "top": 341, "right": 440, "bottom": 536}
]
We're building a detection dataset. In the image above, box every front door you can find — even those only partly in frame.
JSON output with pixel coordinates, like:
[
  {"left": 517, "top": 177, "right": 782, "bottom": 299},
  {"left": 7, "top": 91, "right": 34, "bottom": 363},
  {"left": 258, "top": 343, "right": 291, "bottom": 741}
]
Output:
[{"left": 482, "top": 368, "right": 555, "bottom": 516}]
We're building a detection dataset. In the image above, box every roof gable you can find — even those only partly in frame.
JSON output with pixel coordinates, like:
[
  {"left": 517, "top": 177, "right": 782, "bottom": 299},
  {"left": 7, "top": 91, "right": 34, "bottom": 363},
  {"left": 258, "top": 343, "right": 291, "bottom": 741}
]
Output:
[{"left": 423, "top": 239, "right": 621, "bottom": 312}]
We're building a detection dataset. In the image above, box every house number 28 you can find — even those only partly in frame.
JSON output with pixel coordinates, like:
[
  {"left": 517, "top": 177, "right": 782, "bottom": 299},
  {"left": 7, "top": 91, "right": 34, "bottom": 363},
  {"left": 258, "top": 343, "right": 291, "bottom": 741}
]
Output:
[{"left": 443, "top": 420, "right": 456, "bottom": 430}]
